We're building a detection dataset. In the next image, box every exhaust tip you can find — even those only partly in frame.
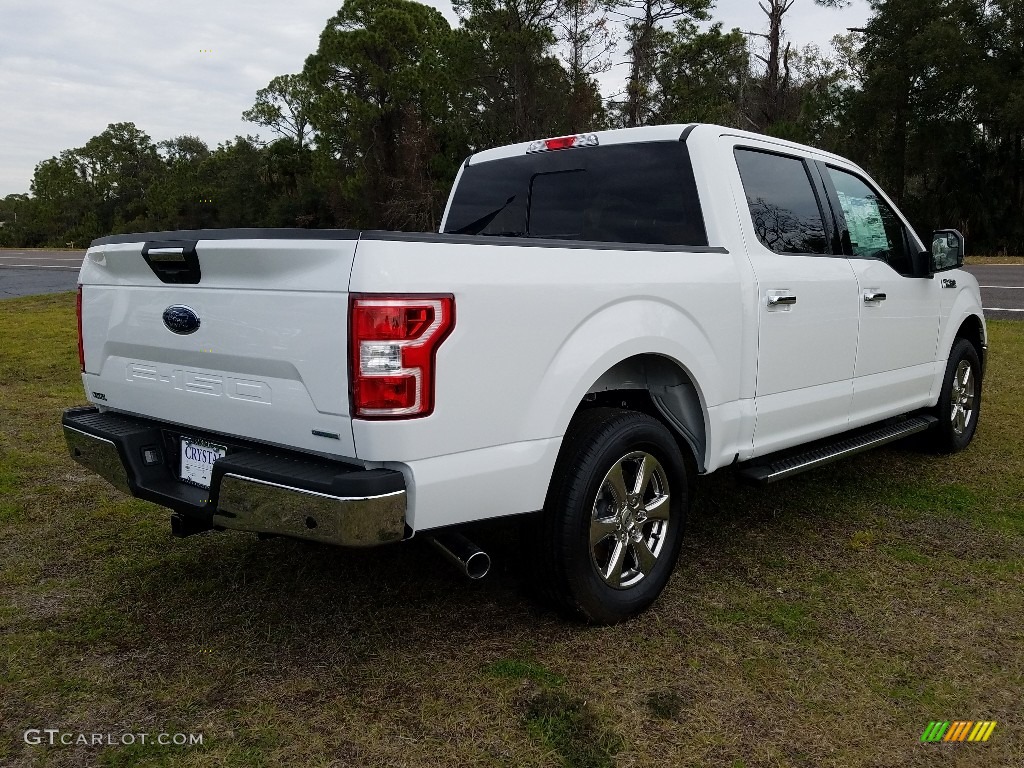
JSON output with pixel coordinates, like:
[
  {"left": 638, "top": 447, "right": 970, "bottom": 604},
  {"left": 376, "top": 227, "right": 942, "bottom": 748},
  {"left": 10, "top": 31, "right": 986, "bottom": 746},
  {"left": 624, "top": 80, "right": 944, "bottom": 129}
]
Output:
[
  {"left": 428, "top": 531, "right": 491, "bottom": 580},
  {"left": 464, "top": 550, "right": 491, "bottom": 580}
]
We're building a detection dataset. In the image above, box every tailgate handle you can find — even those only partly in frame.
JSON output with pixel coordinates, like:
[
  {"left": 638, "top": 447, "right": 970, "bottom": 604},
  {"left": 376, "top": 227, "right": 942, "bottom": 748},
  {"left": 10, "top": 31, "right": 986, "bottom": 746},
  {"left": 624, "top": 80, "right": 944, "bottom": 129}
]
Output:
[{"left": 142, "top": 240, "right": 201, "bottom": 284}]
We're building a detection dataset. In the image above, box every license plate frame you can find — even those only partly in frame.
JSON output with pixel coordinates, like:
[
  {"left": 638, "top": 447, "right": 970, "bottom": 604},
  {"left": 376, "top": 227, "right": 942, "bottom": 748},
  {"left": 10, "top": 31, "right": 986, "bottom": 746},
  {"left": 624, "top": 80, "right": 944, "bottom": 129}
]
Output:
[{"left": 179, "top": 437, "right": 227, "bottom": 489}]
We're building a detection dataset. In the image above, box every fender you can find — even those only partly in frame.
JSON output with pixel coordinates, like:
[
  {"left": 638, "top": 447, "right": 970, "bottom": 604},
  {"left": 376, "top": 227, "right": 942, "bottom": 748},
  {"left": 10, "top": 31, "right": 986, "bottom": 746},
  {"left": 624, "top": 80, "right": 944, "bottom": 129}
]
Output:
[
  {"left": 930, "top": 281, "right": 986, "bottom": 403},
  {"left": 521, "top": 297, "right": 735, "bottom": 465}
]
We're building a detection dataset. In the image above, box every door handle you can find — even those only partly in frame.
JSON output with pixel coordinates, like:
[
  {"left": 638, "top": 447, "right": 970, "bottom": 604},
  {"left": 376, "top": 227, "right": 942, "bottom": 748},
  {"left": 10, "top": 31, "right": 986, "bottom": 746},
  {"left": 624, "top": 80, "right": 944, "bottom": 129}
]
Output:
[
  {"left": 767, "top": 294, "right": 797, "bottom": 306},
  {"left": 863, "top": 291, "right": 887, "bottom": 303},
  {"left": 145, "top": 247, "right": 187, "bottom": 262}
]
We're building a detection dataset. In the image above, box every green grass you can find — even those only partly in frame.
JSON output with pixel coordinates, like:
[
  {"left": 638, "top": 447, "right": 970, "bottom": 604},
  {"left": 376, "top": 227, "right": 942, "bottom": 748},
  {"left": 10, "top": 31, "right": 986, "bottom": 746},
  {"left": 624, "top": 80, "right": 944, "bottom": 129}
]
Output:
[
  {"left": 1, "top": 291, "right": 1023, "bottom": 767},
  {"left": 486, "top": 659, "right": 567, "bottom": 687},
  {"left": 523, "top": 690, "right": 622, "bottom": 768}
]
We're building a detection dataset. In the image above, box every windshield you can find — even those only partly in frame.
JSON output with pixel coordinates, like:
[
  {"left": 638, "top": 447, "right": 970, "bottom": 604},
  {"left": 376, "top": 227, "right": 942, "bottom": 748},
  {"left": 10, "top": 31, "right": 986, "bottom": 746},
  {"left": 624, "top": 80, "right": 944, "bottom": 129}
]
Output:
[{"left": 443, "top": 141, "right": 708, "bottom": 246}]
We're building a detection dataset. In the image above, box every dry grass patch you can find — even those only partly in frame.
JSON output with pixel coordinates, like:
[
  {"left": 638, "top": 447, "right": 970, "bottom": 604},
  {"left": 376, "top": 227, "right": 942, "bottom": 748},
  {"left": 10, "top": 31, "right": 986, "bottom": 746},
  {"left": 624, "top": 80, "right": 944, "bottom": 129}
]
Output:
[{"left": 965, "top": 254, "right": 1024, "bottom": 264}]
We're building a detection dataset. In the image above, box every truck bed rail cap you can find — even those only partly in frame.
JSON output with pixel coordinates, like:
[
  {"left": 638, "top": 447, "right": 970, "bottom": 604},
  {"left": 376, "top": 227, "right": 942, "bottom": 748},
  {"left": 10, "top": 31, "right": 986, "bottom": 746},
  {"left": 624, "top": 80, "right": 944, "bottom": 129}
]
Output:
[
  {"left": 362, "top": 231, "right": 728, "bottom": 253},
  {"left": 91, "top": 228, "right": 360, "bottom": 247}
]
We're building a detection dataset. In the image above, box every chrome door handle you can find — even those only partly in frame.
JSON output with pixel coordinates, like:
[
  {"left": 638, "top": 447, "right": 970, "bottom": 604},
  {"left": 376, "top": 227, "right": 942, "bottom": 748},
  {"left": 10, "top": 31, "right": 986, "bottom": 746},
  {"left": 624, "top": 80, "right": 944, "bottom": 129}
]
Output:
[
  {"left": 767, "top": 294, "right": 797, "bottom": 306},
  {"left": 863, "top": 291, "right": 887, "bottom": 303}
]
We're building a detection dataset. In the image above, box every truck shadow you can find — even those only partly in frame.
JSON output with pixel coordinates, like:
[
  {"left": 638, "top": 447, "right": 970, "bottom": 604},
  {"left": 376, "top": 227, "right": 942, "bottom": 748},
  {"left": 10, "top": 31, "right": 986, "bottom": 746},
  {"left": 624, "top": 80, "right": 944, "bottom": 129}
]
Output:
[{"left": 89, "top": 436, "right": 958, "bottom": 691}]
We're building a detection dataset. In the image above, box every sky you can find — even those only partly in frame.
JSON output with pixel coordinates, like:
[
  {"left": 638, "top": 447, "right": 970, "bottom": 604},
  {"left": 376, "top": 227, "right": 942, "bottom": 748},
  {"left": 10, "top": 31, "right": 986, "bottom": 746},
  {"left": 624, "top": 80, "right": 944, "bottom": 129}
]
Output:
[{"left": 0, "top": 0, "right": 871, "bottom": 196}]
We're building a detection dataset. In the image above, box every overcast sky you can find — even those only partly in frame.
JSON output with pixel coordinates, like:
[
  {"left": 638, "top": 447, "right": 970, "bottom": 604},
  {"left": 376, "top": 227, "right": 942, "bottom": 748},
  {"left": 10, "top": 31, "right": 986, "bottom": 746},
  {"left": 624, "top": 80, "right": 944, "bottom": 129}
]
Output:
[{"left": 0, "top": 0, "right": 870, "bottom": 196}]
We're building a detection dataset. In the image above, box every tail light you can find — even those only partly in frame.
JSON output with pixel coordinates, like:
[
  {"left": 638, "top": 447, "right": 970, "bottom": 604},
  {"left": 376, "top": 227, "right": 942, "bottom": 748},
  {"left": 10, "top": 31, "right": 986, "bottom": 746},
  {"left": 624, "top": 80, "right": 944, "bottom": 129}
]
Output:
[
  {"left": 349, "top": 294, "right": 455, "bottom": 419},
  {"left": 76, "top": 284, "right": 85, "bottom": 373}
]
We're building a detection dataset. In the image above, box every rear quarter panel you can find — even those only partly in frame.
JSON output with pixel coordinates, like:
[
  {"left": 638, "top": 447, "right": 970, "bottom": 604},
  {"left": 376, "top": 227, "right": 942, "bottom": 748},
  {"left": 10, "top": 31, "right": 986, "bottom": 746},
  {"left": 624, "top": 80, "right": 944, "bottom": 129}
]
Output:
[{"left": 349, "top": 236, "right": 748, "bottom": 527}]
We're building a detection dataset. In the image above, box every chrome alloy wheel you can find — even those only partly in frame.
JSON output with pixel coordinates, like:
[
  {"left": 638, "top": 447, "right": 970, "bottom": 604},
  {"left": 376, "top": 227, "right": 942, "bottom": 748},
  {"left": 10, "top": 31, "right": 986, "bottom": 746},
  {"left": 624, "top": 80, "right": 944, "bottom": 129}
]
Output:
[
  {"left": 589, "top": 451, "right": 671, "bottom": 590},
  {"left": 950, "top": 360, "right": 976, "bottom": 436}
]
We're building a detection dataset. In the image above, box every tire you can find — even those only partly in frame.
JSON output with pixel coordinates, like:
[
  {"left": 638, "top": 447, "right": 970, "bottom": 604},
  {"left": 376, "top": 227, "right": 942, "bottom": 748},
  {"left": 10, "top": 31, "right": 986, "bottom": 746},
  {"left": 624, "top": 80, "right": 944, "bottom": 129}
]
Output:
[
  {"left": 530, "top": 408, "right": 688, "bottom": 624},
  {"left": 928, "top": 337, "right": 982, "bottom": 453}
]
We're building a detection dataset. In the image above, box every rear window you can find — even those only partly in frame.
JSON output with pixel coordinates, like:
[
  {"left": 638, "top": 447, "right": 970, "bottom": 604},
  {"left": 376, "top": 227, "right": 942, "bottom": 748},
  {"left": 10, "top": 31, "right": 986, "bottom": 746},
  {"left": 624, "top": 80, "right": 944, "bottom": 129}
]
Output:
[{"left": 443, "top": 141, "right": 708, "bottom": 246}]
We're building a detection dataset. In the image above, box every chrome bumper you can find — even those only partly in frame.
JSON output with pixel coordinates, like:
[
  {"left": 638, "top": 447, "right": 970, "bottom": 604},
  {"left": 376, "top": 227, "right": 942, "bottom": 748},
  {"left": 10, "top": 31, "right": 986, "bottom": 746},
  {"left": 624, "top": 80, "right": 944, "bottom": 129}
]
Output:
[
  {"left": 213, "top": 474, "right": 405, "bottom": 547},
  {"left": 61, "top": 407, "right": 407, "bottom": 548},
  {"left": 65, "top": 425, "right": 131, "bottom": 494}
]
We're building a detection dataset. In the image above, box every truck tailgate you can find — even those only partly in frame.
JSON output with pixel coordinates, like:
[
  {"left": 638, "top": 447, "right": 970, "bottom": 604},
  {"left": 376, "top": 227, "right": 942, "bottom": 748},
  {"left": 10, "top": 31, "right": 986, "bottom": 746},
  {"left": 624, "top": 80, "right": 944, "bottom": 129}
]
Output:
[{"left": 79, "top": 234, "right": 359, "bottom": 458}]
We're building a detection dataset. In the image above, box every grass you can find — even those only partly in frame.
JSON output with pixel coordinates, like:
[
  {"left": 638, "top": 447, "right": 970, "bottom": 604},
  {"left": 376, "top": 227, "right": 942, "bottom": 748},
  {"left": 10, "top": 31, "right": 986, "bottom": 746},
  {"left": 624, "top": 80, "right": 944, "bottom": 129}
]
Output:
[{"left": 1, "top": 291, "right": 1022, "bottom": 767}]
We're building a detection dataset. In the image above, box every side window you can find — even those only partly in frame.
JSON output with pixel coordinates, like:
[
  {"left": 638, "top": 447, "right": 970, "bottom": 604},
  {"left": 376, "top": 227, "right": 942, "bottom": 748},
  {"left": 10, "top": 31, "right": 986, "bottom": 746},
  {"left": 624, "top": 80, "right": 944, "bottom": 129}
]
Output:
[
  {"left": 826, "top": 166, "right": 912, "bottom": 276},
  {"left": 734, "top": 148, "right": 828, "bottom": 254}
]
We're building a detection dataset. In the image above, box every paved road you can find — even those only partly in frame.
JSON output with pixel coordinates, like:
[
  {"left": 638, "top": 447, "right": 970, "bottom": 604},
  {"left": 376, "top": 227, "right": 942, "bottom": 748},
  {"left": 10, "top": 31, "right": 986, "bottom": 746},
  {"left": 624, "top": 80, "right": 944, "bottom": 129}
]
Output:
[
  {"left": 2, "top": 251, "right": 1023, "bottom": 320},
  {"left": 965, "top": 264, "right": 1024, "bottom": 321},
  {"left": 0, "top": 250, "right": 83, "bottom": 298}
]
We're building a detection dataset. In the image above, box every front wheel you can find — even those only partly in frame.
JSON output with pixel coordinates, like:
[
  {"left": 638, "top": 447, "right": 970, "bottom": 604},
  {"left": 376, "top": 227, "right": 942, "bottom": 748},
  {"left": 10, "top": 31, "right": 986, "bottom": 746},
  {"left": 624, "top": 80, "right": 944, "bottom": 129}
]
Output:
[
  {"left": 530, "top": 408, "right": 688, "bottom": 624},
  {"left": 928, "top": 337, "right": 982, "bottom": 453}
]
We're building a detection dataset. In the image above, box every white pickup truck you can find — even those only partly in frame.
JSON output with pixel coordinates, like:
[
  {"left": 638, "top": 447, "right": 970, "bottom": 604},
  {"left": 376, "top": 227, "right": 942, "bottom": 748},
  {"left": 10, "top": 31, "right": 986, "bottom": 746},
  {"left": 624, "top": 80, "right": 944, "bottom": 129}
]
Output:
[{"left": 63, "top": 124, "right": 986, "bottom": 623}]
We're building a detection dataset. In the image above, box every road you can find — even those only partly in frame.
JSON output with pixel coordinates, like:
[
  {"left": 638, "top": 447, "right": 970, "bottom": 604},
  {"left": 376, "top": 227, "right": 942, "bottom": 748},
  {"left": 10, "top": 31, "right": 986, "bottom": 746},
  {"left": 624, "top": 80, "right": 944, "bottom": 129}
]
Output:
[
  {"left": 0, "top": 249, "right": 82, "bottom": 298},
  {"left": 963, "top": 264, "right": 1024, "bottom": 321},
  {"left": 2, "top": 250, "right": 1023, "bottom": 319}
]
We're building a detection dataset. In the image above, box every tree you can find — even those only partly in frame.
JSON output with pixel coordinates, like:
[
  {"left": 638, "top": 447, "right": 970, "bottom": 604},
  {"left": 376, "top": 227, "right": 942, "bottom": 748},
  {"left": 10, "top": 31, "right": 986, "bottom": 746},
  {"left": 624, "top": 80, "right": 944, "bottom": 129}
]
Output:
[
  {"left": 22, "top": 125, "right": 164, "bottom": 246},
  {"left": 977, "top": 0, "right": 1024, "bottom": 251},
  {"left": 77, "top": 123, "right": 163, "bottom": 233},
  {"left": 4, "top": 0, "right": 1020, "bottom": 253},
  {"left": 150, "top": 136, "right": 212, "bottom": 231},
  {"left": 850, "top": 0, "right": 986, "bottom": 211},
  {"left": 750, "top": 0, "right": 796, "bottom": 128},
  {"left": 304, "top": 0, "right": 468, "bottom": 229},
  {"left": 242, "top": 73, "right": 315, "bottom": 147},
  {"left": 557, "top": 0, "right": 615, "bottom": 131},
  {"left": 654, "top": 21, "right": 748, "bottom": 126},
  {"left": 0, "top": 194, "right": 43, "bottom": 247},
  {"left": 455, "top": 0, "right": 574, "bottom": 143},
  {"left": 197, "top": 136, "right": 274, "bottom": 227},
  {"left": 785, "top": 41, "right": 854, "bottom": 148},
  {"left": 610, "top": 0, "right": 712, "bottom": 127}
]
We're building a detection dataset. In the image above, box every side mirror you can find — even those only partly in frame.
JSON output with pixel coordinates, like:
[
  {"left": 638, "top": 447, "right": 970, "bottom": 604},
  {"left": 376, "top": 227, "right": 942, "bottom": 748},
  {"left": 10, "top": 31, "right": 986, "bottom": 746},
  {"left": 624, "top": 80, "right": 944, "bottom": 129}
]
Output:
[{"left": 931, "top": 229, "right": 964, "bottom": 272}]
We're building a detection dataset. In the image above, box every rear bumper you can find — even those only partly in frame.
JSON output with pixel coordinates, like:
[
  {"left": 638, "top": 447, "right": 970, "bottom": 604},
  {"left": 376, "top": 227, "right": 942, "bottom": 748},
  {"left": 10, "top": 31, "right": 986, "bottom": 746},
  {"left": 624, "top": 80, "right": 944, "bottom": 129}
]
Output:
[{"left": 61, "top": 406, "right": 407, "bottom": 547}]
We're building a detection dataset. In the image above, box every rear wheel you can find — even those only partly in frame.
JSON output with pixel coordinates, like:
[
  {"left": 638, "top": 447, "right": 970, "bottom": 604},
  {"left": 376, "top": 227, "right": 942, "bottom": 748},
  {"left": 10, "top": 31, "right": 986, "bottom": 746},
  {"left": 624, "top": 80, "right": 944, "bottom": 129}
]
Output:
[
  {"left": 928, "top": 337, "right": 982, "bottom": 453},
  {"left": 531, "top": 408, "right": 688, "bottom": 624}
]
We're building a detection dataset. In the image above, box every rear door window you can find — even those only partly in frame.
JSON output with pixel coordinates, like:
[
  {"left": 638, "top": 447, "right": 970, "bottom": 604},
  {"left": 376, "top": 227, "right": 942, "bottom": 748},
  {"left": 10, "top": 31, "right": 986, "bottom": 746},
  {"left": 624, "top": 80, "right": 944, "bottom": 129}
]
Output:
[
  {"left": 734, "top": 148, "right": 829, "bottom": 254},
  {"left": 444, "top": 141, "right": 708, "bottom": 246}
]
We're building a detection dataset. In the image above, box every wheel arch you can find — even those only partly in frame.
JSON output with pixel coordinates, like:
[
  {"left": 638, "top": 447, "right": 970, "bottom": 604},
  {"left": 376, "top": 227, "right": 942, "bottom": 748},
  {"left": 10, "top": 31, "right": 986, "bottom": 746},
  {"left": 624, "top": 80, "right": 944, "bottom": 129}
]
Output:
[
  {"left": 521, "top": 298, "right": 727, "bottom": 502},
  {"left": 578, "top": 354, "right": 709, "bottom": 473},
  {"left": 953, "top": 313, "right": 986, "bottom": 376},
  {"left": 929, "top": 301, "right": 986, "bottom": 408}
]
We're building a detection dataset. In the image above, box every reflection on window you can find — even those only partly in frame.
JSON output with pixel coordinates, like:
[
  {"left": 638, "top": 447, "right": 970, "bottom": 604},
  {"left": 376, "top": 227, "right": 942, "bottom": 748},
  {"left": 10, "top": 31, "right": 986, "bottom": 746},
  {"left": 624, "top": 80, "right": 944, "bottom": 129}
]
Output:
[
  {"left": 932, "top": 236, "right": 959, "bottom": 270},
  {"left": 735, "top": 149, "right": 827, "bottom": 254},
  {"left": 827, "top": 167, "right": 912, "bottom": 275}
]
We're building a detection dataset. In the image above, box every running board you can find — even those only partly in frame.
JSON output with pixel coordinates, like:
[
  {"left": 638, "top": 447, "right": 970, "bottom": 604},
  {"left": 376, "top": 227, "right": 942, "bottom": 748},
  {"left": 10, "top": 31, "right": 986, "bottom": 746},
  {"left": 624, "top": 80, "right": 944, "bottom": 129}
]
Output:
[{"left": 736, "top": 415, "right": 938, "bottom": 484}]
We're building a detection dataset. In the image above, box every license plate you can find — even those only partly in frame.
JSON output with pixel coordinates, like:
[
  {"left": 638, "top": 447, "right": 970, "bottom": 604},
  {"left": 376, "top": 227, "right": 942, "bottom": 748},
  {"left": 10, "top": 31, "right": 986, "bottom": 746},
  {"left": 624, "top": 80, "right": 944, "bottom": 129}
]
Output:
[{"left": 180, "top": 437, "right": 227, "bottom": 488}]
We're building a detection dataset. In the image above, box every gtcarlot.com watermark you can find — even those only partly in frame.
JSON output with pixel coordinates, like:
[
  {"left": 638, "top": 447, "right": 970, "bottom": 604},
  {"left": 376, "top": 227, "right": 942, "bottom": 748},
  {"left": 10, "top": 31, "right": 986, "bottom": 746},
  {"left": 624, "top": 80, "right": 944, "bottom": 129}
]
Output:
[{"left": 24, "top": 728, "right": 203, "bottom": 747}]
